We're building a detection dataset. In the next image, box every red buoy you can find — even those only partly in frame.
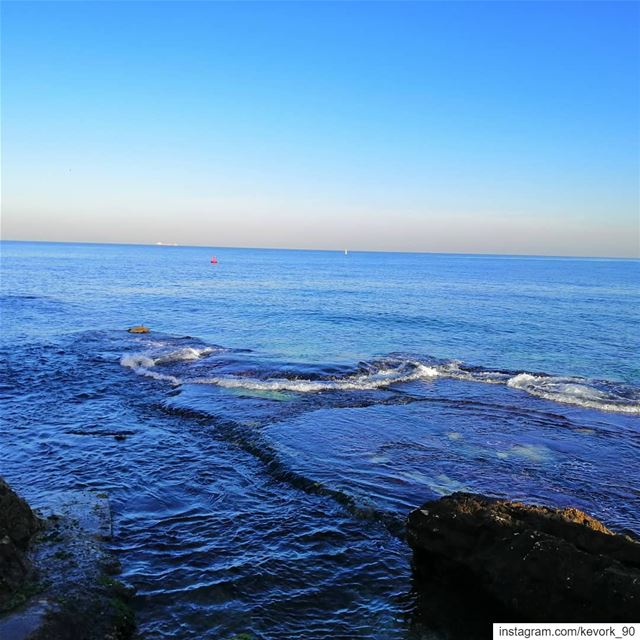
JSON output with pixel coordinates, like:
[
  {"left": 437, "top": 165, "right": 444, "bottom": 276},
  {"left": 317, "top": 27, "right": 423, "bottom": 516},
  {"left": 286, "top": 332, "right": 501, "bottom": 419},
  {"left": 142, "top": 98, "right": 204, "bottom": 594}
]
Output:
[{"left": 211, "top": 256, "right": 218, "bottom": 264}]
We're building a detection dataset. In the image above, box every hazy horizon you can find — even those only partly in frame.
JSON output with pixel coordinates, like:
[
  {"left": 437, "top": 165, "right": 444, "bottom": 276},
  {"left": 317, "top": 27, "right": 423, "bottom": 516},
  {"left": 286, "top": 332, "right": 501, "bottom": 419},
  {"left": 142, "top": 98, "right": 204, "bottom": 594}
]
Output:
[
  {"left": 3, "top": 237, "right": 639, "bottom": 261},
  {"left": 2, "top": 2, "right": 639, "bottom": 258}
]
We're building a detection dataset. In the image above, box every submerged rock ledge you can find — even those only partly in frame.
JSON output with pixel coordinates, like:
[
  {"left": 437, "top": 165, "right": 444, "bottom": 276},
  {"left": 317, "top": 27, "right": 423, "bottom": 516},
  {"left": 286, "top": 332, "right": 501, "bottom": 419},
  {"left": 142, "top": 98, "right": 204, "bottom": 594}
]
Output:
[{"left": 407, "top": 492, "right": 640, "bottom": 623}]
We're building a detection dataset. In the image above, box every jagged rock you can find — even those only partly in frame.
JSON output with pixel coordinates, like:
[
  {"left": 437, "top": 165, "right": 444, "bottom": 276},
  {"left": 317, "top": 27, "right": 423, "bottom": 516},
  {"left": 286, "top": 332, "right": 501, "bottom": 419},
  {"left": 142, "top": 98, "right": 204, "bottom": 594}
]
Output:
[
  {"left": 0, "top": 478, "right": 41, "bottom": 608},
  {"left": 127, "top": 325, "right": 150, "bottom": 334},
  {"left": 406, "top": 492, "right": 640, "bottom": 622}
]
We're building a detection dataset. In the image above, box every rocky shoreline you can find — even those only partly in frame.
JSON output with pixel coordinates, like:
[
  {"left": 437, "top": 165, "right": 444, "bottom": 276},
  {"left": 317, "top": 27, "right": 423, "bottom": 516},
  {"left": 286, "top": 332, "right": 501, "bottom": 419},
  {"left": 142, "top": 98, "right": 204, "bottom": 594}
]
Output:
[
  {"left": 3, "top": 477, "right": 639, "bottom": 639},
  {"left": 407, "top": 492, "right": 640, "bottom": 624},
  {"left": 0, "top": 478, "right": 135, "bottom": 640}
]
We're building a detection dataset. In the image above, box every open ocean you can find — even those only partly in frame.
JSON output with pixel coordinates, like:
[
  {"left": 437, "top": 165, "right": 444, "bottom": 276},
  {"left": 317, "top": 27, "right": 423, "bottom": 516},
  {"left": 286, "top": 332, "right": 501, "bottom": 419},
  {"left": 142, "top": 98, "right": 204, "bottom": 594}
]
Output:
[{"left": 1, "top": 241, "right": 639, "bottom": 639}]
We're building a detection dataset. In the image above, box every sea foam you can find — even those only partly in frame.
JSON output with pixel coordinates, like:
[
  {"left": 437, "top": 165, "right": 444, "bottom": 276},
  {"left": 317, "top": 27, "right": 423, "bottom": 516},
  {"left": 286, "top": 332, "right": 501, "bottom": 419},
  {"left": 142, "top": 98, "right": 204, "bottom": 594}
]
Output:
[
  {"left": 120, "top": 345, "right": 215, "bottom": 386},
  {"left": 119, "top": 341, "right": 640, "bottom": 414},
  {"left": 505, "top": 373, "right": 638, "bottom": 414},
  {"left": 192, "top": 363, "right": 440, "bottom": 393}
]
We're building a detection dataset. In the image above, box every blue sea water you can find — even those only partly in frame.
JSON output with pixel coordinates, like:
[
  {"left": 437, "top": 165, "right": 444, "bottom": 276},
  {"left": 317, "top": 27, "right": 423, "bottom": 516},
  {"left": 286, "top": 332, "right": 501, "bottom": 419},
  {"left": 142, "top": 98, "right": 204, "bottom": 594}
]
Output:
[{"left": 1, "top": 241, "right": 639, "bottom": 639}]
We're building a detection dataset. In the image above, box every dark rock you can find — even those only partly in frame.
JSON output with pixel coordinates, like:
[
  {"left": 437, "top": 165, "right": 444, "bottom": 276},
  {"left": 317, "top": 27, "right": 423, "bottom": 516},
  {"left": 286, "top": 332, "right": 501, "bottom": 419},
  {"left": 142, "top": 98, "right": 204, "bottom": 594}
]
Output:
[
  {"left": 0, "top": 478, "right": 41, "bottom": 549},
  {"left": 0, "top": 539, "right": 30, "bottom": 604},
  {"left": 0, "top": 478, "right": 41, "bottom": 610},
  {"left": 407, "top": 492, "right": 640, "bottom": 622}
]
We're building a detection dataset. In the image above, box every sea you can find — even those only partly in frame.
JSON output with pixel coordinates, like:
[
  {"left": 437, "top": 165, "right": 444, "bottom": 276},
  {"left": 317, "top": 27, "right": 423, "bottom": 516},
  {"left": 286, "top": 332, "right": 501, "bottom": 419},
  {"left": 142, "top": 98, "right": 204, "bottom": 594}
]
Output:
[{"left": 1, "top": 241, "right": 639, "bottom": 639}]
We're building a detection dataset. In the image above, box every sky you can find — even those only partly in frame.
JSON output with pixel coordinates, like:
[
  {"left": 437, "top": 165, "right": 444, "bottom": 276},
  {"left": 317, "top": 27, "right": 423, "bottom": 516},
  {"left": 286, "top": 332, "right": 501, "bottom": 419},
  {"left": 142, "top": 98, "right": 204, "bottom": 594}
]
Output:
[{"left": 1, "top": 1, "right": 639, "bottom": 257}]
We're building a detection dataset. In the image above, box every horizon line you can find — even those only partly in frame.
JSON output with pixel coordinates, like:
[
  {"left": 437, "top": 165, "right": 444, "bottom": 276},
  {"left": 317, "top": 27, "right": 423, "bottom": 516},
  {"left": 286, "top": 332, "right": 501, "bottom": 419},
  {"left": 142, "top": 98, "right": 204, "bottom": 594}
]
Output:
[{"left": 0, "top": 237, "right": 638, "bottom": 261}]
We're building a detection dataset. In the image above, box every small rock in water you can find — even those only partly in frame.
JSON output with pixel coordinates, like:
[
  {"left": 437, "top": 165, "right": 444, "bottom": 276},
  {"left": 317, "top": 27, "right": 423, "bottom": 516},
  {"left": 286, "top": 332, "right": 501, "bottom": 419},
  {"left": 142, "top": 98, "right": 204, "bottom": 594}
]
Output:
[{"left": 127, "top": 325, "right": 150, "bottom": 334}]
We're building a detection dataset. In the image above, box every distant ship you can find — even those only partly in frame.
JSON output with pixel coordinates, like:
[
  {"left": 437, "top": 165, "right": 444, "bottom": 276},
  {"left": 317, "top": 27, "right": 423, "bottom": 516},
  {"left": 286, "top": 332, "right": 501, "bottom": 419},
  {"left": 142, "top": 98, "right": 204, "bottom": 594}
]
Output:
[{"left": 344, "top": 249, "right": 348, "bottom": 255}]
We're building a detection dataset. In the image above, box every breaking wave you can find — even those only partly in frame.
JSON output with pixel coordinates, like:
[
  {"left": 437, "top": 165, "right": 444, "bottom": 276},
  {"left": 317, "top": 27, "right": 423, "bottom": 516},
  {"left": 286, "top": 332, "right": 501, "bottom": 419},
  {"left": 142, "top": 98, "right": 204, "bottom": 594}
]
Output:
[
  {"left": 505, "top": 373, "right": 639, "bottom": 414},
  {"left": 192, "top": 362, "right": 440, "bottom": 392},
  {"left": 120, "top": 345, "right": 216, "bottom": 386},
  {"left": 120, "top": 341, "right": 640, "bottom": 414}
]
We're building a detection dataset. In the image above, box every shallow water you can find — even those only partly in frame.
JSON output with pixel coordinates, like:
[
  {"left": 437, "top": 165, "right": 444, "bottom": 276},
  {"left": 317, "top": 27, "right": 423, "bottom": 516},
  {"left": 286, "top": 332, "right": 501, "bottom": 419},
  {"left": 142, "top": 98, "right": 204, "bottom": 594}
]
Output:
[{"left": 1, "top": 241, "right": 639, "bottom": 638}]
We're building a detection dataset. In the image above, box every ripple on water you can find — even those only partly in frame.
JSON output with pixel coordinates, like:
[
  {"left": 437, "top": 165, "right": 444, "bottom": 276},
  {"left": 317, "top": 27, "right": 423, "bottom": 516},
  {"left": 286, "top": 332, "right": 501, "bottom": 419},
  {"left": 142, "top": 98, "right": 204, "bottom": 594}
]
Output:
[{"left": 2, "top": 326, "right": 639, "bottom": 639}]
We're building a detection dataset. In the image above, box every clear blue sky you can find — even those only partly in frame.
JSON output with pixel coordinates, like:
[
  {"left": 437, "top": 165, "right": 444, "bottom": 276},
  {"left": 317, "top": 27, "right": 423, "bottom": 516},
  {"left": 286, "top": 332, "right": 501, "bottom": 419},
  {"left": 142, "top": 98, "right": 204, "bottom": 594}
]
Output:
[{"left": 2, "top": 1, "right": 638, "bottom": 256}]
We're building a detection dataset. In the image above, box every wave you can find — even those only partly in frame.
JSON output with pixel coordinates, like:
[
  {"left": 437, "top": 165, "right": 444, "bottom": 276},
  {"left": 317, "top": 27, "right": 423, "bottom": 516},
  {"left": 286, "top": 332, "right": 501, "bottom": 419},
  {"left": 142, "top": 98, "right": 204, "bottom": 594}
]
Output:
[
  {"left": 153, "top": 346, "right": 215, "bottom": 365},
  {"left": 195, "top": 367, "right": 639, "bottom": 414},
  {"left": 191, "top": 362, "right": 440, "bottom": 393},
  {"left": 505, "top": 373, "right": 640, "bottom": 414},
  {"left": 119, "top": 341, "right": 640, "bottom": 414},
  {"left": 120, "top": 345, "right": 216, "bottom": 386}
]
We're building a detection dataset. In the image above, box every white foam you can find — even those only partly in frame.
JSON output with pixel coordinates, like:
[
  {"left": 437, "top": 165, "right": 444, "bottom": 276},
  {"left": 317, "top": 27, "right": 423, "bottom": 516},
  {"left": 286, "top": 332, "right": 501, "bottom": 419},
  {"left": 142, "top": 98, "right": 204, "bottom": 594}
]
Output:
[
  {"left": 120, "top": 355, "right": 181, "bottom": 385},
  {"left": 120, "top": 354, "right": 156, "bottom": 369},
  {"left": 119, "top": 345, "right": 213, "bottom": 386},
  {"left": 192, "top": 363, "right": 440, "bottom": 393},
  {"left": 121, "top": 346, "right": 213, "bottom": 368},
  {"left": 119, "top": 343, "right": 640, "bottom": 414},
  {"left": 438, "top": 361, "right": 509, "bottom": 384},
  {"left": 136, "top": 369, "right": 181, "bottom": 385},
  {"left": 506, "top": 373, "right": 640, "bottom": 414},
  {"left": 153, "top": 347, "right": 214, "bottom": 365}
]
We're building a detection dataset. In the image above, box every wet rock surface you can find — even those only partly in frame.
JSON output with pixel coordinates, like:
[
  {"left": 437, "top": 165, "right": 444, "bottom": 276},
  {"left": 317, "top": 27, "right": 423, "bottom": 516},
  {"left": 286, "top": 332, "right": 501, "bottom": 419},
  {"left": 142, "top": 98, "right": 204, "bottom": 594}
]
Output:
[
  {"left": 0, "top": 479, "right": 135, "bottom": 640},
  {"left": 407, "top": 492, "right": 640, "bottom": 623}
]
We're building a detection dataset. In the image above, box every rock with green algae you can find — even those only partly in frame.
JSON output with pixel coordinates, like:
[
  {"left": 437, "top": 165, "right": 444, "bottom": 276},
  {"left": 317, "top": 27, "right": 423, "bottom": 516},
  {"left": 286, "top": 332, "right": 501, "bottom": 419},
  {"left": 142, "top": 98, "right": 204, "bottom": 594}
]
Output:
[{"left": 0, "top": 486, "right": 136, "bottom": 640}]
